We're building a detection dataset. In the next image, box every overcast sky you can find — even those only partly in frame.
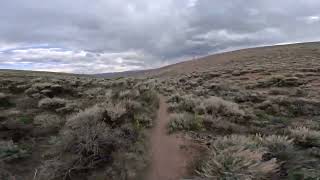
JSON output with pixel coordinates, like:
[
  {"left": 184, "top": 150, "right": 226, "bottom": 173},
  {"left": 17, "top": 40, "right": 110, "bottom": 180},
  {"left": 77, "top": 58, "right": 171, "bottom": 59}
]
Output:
[{"left": 0, "top": 0, "right": 320, "bottom": 73}]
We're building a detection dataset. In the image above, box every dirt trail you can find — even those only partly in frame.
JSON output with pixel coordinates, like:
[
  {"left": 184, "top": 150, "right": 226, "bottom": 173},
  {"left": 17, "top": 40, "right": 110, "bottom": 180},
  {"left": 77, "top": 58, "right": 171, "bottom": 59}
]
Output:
[{"left": 146, "top": 95, "right": 194, "bottom": 180}]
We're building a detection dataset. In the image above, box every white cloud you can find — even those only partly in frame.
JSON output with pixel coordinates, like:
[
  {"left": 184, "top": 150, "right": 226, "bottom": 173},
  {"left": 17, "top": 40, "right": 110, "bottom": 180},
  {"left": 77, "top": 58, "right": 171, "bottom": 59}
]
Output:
[
  {"left": 1, "top": 0, "right": 320, "bottom": 73},
  {"left": 187, "top": 0, "right": 198, "bottom": 8},
  {"left": 0, "top": 46, "right": 149, "bottom": 73},
  {"left": 306, "top": 16, "right": 320, "bottom": 24},
  {"left": 195, "top": 28, "right": 284, "bottom": 44}
]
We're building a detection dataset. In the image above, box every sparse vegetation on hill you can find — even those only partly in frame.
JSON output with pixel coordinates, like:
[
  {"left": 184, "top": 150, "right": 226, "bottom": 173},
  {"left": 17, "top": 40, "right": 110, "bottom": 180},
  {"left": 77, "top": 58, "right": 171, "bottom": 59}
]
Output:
[
  {"left": 1, "top": 42, "right": 320, "bottom": 179},
  {"left": 158, "top": 43, "right": 320, "bottom": 179},
  {"left": 0, "top": 71, "right": 159, "bottom": 180}
]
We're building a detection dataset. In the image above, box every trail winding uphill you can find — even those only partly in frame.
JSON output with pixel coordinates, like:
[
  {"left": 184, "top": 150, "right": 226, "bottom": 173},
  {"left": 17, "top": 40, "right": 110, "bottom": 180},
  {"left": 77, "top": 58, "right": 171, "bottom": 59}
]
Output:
[{"left": 146, "top": 95, "right": 195, "bottom": 180}]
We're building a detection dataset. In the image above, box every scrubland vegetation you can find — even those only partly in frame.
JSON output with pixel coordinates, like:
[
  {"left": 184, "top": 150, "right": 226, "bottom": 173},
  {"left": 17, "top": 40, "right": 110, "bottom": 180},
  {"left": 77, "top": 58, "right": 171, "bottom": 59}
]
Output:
[
  {"left": 0, "top": 71, "right": 158, "bottom": 180},
  {"left": 157, "top": 45, "right": 320, "bottom": 179},
  {"left": 2, "top": 44, "right": 320, "bottom": 179}
]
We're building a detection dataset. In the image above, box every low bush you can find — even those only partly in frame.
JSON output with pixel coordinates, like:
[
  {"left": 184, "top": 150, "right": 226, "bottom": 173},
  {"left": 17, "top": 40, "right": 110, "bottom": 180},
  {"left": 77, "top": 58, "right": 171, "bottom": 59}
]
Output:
[
  {"left": 18, "top": 116, "right": 33, "bottom": 124},
  {"left": 168, "top": 113, "right": 204, "bottom": 133},
  {"left": 202, "top": 116, "right": 250, "bottom": 134},
  {"left": 0, "top": 93, "right": 14, "bottom": 108},
  {"left": 37, "top": 159, "right": 71, "bottom": 180},
  {"left": 257, "top": 75, "right": 304, "bottom": 88},
  {"left": 166, "top": 93, "right": 183, "bottom": 104},
  {"left": 167, "top": 95, "right": 201, "bottom": 113},
  {"left": 104, "top": 102, "right": 128, "bottom": 127},
  {"left": 139, "top": 89, "right": 159, "bottom": 109},
  {"left": 178, "top": 95, "right": 199, "bottom": 113},
  {"left": 0, "top": 140, "right": 30, "bottom": 162},
  {"left": 258, "top": 96, "right": 320, "bottom": 117},
  {"left": 38, "top": 98, "right": 66, "bottom": 110},
  {"left": 118, "top": 89, "right": 140, "bottom": 100},
  {"left": 38, "top": 106, "right": 117, "bottom": 179},
  {"left": 33, "top": 113, "right": 64, "bottom": 128},
  {"left": 202, "top": 96, "right": 245, "bottom": 117},
  {"left": 196, "top": 135, "right": 278, "bottom": 179}
]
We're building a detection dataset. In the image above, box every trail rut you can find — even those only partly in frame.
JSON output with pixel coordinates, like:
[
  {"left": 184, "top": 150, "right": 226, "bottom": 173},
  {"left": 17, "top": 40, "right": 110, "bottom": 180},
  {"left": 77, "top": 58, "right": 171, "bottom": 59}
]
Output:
[{"left": 146, "top": 95, "right": 193, "bottom": 180}]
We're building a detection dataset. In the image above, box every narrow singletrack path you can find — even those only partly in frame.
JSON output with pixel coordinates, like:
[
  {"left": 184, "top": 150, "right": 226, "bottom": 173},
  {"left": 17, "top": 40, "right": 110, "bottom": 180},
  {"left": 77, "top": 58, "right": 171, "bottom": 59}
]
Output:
[{"left": 146, "top": 95, "right": 193, "bottom": 180}]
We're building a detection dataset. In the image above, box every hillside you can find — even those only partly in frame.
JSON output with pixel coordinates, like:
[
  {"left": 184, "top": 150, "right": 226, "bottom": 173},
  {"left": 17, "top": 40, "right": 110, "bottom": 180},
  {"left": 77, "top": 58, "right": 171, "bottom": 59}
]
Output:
[
  {"left": 96, "top": 42, "right": 320, "bottom": 78},
  {"left": 154, "top": 42, "right": 320, "bottom": 76},
  {"left": 1, "top": 42, "right": 320, "bottom": 179},
  {"left": 156, "top": 41, "right": 320, "bottom": 179}
]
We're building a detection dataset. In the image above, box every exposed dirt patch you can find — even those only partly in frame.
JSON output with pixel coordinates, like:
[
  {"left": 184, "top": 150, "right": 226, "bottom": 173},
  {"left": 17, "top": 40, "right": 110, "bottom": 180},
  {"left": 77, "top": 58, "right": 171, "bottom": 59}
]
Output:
[{"left": 146, "top": 95, "right": 197, "bottom": 180}]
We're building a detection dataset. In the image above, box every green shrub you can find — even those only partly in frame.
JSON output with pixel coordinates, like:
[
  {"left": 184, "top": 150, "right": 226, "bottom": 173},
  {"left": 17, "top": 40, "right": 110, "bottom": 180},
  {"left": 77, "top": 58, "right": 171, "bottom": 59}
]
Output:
[
  {"left": 18, "top": 116, "right": 33, "bottom": 124},
  {"left": 0, "top": 140, "right": 30, "bottom": 162},
  {"left": 212, "top": 135, "right": 260, "bottom": 150},
  {"left": 202, "top": 116, "right": 249, "bottom": 134},
  {"left": 202, "top": 96, "right": 245, "bottom": 117},
  {"left": 287, "top": 167, "right": 320, "bottom": 180},
  {"left": 166, "top": 93, "right": 183, "bottom": 104},
  {"left": 178, "top": 95, "right": 198, "bottom": 113},
  {"left": 118, "top": 89, "right": 140, "bottom": 100},
  {"left": 139, "top": 89, "right": 159, "bottom": 109},
  {"left": 167, "top": 95, "right": 201, "bottom": 113},
  {"left": 258, "top": 97, "right": 320, "bottom": 117},
  {"left": 33, "top": 113, "right": 64, "bottom": 128},
  {"left": 38, "top": 98, "right": 66, "bottom": 110},
  {"left": 0, "top": 93, "right": 14, "bottom": 108},
  {"left": 168, "top": 113, "right": 203, "bottom": 133}
]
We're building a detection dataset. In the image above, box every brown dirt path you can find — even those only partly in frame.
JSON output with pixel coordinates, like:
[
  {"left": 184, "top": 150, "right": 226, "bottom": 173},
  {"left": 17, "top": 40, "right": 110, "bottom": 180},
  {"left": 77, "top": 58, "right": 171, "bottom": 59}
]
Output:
[{"left": 146, "top": 95, "right": 194, "bottom": 180}]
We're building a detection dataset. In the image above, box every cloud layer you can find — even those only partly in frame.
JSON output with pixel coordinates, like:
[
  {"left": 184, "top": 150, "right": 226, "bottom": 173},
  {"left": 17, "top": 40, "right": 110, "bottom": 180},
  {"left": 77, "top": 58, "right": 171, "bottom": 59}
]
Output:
[{"left": 1, "top": 0, "right": 320, "bottom": 73}]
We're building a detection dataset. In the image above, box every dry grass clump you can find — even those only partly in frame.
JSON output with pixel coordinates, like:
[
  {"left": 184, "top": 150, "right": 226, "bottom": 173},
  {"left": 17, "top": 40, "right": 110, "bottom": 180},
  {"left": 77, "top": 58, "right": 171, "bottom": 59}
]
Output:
[
  {"left": 196, "top": 135, "right": 279, "bottom": 179},
  {"left": 38, "top": 98, "right": 66, "bottom": 110},
  {"left": 260, "top": 135, "right": 293, "bottom": 153},
  {"left": 290, "top": 119, "right": 320, "bottom": 131},
  {"left": 257, "top": 135, "right": 294, "bottom": 161},
  {"left": 288, "top": 126, "right": 320, "bottom": 147}
]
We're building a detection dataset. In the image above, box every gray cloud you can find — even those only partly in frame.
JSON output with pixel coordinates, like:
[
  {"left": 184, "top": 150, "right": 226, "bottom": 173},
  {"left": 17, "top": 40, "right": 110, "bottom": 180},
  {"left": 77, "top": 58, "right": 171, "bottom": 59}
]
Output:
[{"left": 0, "top": 0, "right": 320, "bottom": 73}]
